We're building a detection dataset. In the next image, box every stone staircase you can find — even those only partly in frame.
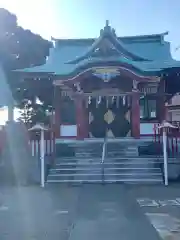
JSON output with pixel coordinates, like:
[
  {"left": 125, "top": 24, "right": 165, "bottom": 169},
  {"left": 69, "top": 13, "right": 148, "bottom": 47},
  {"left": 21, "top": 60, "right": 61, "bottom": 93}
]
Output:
[{"left": 47, "top": 141, "right": 163, "bottom": 184}]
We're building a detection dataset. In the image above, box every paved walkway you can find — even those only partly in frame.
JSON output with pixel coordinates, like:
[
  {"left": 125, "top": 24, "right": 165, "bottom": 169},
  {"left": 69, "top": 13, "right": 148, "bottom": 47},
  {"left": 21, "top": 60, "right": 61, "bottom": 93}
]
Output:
[
  {"left": 129, "top": 184, "right": 180, "bottom": 240},
  {"left": 0, "top": 184, "right": 161, "bottom": 240}
]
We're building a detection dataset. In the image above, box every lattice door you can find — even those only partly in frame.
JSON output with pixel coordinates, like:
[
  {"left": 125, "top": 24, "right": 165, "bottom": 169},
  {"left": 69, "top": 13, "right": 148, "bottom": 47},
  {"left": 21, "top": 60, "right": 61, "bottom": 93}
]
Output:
[{"left": 88, "top": 97, "right": 131, "bottom": 138}]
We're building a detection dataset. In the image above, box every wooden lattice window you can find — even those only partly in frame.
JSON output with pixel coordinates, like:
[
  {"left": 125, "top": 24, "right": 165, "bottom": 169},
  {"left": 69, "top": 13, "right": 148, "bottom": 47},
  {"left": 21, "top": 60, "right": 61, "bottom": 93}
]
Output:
[
  {"left": 60, "top": 96, "right": 76, "bottom": 124},
  {"left": 140, "top": 97, "right": 157, "bottom": 120}
]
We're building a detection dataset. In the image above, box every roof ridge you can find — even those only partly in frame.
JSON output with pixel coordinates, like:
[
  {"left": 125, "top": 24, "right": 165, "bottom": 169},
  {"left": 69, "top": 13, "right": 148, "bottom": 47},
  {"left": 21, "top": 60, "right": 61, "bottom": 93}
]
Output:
[
  {"left": 64, "top": 21, "right": 149, "bottom": 64},
  {"left": 51, "top": 31, "right": 168, "bottom": 42}
]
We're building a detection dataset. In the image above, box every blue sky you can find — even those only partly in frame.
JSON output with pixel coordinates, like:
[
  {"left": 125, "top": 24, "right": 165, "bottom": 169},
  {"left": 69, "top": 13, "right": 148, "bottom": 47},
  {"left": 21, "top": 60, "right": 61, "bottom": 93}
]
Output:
[
  {"left": 0, "top": 0, "right": 180, "bottom": 58},
  {"left": 0, "top": 0, "right": 179, "bottom": 124}
]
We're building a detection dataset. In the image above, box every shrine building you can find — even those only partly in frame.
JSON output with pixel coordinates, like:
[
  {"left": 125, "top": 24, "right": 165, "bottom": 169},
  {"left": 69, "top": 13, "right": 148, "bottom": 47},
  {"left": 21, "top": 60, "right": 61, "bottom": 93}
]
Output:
[{"left": 17, "top": 21, "right": 180, "bottom": 140}]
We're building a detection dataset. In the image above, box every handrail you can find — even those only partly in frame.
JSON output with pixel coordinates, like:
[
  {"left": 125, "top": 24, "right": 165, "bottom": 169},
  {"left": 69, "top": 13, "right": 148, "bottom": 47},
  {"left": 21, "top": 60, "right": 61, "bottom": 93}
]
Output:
[
  {"left": 101, "top": 137, "right": 107, "bottom": 183},
  {"left": 102, "top": 137, "right": 107, "bottom": 164}
]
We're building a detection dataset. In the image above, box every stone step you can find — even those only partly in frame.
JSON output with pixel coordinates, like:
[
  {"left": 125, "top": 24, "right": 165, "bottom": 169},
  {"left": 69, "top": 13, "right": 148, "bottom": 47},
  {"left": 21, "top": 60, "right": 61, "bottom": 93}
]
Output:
[
  {"left": 47, "top": 175, "right": 163, "bottom": 183},
  {"left": 75, "top": 150, "right": 139, "bottom": 156},
  {"left": 106, "top": 146, "right": 138, "bottom": 150},
  {"left": 56, "top": 159, "right": 162, "bottom": 167},
  {"left": 75, "top": 153, "right": 102, "bottom": 157},
  {"left": 55, "top": 156, "right": 162, "bottom": 162},
  {"left": 53, "top": 165, "right": 160, "bottom": 172},
  {"left": 47, "top": 178, "right": 163, "bottom": 184},
  {"left": 74, "top": 144, "right": 138, "bottom": 149},
  {"left": 104, "top": 175, "right": 163, "bottom": 183},
  {"left": 75, "top": 146, "right": 138, "bottom": 151},
  {"left": 56, "top": 155, "right": 162, "bottom": 159},
  {"left": 107, "top": 153, "right": 139, "bottom": 157},
  {"left": 48, "top": 141, "right": 163, "bottom": 184},
  {"left": 48, "top": 173, "right": 162, "bottom": 179},
  {"left": 75, "top": 146, "right": 137, "bottom": 151},
  {"left": 50, "top": 167, "right": 161, "bottom": 173},
  {"left": 49, "top": 169, "right": 162, "bottom": 174}
]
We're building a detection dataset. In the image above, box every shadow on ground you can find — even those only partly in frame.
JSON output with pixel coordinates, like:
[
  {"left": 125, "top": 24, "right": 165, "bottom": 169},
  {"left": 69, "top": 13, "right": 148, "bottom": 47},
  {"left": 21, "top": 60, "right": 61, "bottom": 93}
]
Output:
[{"left": 0, "top": 184, "right": 162, "bottom": 240}]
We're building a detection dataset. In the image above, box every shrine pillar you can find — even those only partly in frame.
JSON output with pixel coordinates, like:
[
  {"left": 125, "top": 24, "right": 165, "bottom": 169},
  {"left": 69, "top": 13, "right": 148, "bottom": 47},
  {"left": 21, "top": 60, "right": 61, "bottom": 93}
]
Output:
[
  {"left": 157, "top": 78, "right": 166, "bottom": 122},
  {"left": 54, "top": 86, "right": 61, "bottom": 138},
  {"left": 75, "top": 96, "right": 89, "bottom": 139},
  {"left": 131, "top": 83, "right": 140, "bottom": 138}
]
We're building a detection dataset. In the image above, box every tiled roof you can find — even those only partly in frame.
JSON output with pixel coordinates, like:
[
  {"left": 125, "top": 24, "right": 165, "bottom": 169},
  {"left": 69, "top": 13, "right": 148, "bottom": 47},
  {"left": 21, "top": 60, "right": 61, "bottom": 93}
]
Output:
[{"left": 16, "top": 22, "right": 180, "bottom": 76}]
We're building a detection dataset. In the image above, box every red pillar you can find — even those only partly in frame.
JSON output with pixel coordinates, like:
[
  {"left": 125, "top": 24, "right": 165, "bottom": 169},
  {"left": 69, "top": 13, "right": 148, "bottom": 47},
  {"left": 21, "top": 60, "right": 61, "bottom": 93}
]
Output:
[
  {"left": 54, "top": 87, "right": 61, "bottom": 138},
  {"left": 83, "top": 100, "right": 89, "bottom": 139},
  {"left": 131, "top": 91, "right": 140, "bottom": 138},
  {"left": 75, "top": 96, "right": 89, "bottom": 139},
  {"left": 157, "top": 79, "right": 166, "bottom": 122}
]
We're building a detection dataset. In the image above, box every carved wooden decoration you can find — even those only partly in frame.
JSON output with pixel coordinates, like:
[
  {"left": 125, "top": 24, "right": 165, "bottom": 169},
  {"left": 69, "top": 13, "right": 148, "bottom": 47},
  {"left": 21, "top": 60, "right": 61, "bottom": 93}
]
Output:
[{"left": 92, "top": 67, "right": 120, "bottom": 82}]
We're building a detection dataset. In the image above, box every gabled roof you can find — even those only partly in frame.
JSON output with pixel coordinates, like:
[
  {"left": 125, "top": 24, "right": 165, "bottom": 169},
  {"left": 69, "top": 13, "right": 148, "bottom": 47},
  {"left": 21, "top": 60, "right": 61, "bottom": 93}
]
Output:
[
  {"left": 16, "top": 21, "right": 180, "bottom": 77},
  {"left": 66, "top": 20, "right": 148, "bottom": 64}
]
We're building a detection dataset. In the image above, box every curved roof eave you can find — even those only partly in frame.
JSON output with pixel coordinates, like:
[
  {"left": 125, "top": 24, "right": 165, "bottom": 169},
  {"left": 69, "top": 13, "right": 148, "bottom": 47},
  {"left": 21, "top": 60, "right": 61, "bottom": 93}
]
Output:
[
  {"left": 56, "top": 61, "right": 159, "bottom": 81},
  {"left": 107, "top": 34, "right": 149, "bottom": 61},
  {"left": 13, "top": 66, "right": 55, "bottom": 75},
  {"left": 74, "top": 57, "right": 162, "bottom": 73},
  {"left": 160, "top": 66, "right": 180, "bottom": 73}
]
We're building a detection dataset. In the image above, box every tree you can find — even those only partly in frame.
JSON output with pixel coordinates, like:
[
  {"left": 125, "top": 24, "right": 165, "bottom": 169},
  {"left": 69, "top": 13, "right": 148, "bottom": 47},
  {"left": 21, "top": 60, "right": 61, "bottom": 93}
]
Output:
[
  {"left": 0, "top": 8, "right": 52, "bottom": 124},
  {"left": 18, "top": 99, "right": 50, "bottom": 126},
  {"left": 0, "top": 8, "right": 51, "bottom": 70},
  {"left": 17, "top": 100, "right": 34, "bottom": 124}
]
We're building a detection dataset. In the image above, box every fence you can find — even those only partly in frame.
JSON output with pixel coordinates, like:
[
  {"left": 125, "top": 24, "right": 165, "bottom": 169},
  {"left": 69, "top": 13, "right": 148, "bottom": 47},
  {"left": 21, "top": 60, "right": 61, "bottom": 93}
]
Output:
[
  {"left": 0, "top": 126, "right": 55, "bottom": 158},
  {"left": 0, "top": 121, "right": 179, "bottom": 158},
  {"left": 153, "top": 121, "right": 180, "bottom": 158},
  {"left": 29, "top": 130, "right": 55, "bottom": 158}
]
